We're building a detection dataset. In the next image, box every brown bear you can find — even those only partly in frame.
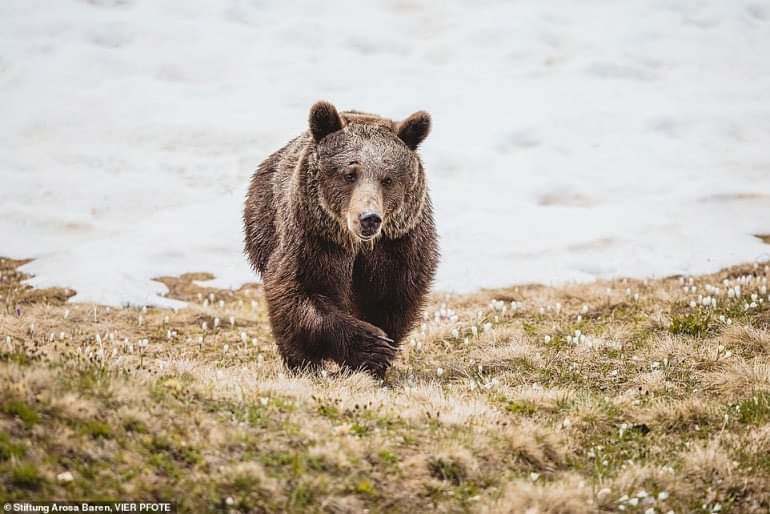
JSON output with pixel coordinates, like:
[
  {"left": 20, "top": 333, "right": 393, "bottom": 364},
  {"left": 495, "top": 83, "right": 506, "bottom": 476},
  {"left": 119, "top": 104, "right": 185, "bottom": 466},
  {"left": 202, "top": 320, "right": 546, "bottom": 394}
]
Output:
[{"left": 243, "top": 101, "right": 438, "bottom": 377}]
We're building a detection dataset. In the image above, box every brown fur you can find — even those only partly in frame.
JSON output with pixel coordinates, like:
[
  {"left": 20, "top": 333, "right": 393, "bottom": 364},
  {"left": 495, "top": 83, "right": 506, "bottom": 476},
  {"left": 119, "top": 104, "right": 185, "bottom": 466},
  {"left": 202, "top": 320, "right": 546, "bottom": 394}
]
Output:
[{"left": 243, "top": 101, "right": 439, "bottom": 377}]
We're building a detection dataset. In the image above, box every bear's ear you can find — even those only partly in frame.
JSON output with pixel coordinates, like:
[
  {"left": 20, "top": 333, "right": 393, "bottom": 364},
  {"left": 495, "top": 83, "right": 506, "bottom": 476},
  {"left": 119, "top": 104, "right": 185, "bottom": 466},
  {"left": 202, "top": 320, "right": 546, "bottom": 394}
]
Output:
[
  {"left": 309, "top": 101, "right": 344, "bottom": 142},
  {"left": 396, "top": 111, "right": 431, "bottom": 150}
]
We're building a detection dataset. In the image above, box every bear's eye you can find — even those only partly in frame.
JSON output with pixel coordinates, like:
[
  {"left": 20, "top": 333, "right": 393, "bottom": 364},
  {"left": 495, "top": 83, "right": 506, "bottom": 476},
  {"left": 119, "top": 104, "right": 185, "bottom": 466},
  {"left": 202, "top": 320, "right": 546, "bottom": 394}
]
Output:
[
  {"left": 381, "top": 177, "right": 393, "bottom": 187},
  {"left": 344, "top": 170, "right": 358, "bottom": 184}
]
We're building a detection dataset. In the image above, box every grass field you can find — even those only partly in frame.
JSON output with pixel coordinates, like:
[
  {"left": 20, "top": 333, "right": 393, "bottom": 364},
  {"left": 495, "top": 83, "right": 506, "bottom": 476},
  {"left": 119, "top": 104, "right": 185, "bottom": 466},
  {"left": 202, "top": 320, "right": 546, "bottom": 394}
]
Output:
[{"left": 1, "top": 256, "right": 769, "bottom": 513}]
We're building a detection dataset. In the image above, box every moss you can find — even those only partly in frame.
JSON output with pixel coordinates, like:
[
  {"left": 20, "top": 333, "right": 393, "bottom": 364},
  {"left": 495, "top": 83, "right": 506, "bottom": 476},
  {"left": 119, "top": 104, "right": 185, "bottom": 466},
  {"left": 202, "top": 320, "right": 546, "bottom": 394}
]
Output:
[{"left": 1, "top": 398, "right": 40, "bottom": 426}]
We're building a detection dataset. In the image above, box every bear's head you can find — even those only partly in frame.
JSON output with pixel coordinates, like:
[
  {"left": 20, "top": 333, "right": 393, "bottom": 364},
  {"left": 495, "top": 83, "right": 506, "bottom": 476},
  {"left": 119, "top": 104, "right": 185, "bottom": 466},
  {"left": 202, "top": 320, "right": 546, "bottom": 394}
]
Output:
[{"left": 307, "top": 100, "right": 431, "bottom": 243}]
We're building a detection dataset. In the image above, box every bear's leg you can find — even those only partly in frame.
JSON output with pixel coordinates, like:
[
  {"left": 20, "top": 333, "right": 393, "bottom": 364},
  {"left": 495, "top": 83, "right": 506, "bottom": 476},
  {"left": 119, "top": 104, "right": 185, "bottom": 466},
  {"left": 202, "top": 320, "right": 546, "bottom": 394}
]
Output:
[
  {"left": 353, "top": 231, "right": 439, "bottom": 367},
  {"left": 263, "top": 254, "right": 398, "bottom": 378}
]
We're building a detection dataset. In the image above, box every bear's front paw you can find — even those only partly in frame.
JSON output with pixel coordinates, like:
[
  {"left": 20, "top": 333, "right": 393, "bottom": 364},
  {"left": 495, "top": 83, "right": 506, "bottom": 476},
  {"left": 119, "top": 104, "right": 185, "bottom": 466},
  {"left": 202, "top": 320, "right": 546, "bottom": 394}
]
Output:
[{"left": 347, "top": 322, "right": 397, "bottom": 378}]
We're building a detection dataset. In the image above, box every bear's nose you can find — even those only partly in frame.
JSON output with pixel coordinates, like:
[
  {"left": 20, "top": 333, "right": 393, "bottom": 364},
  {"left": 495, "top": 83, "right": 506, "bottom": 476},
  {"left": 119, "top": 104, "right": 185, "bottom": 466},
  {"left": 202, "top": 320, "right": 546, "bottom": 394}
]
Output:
[{"left": 359, "top": 212, "right": 382, "bottom": 235}]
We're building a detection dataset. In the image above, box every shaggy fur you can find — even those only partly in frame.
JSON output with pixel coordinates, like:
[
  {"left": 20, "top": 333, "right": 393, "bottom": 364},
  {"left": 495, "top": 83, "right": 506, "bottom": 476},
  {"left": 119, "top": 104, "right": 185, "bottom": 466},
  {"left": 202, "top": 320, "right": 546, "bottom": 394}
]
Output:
[{"left": 243, "top": 101, "right": 439, "bottom": 376}]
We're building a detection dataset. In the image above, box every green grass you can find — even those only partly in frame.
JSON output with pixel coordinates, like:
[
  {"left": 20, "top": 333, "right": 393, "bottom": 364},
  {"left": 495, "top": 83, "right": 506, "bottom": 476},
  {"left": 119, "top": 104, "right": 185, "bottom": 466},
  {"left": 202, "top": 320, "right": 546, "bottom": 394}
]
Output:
[
  {"left": 428, "top": 456, "right": 467, "bottom": 485},
  {"left": 736, "top": 393, "right": 770, "bottom": 426},
  {"left": 78, "top": 420, "right": 113, "bottom": 439},
  {"left": 2, "top": 258, "right": 770, "bottom": 512},
  {"left": 505, "top": 399, "right": 539, "bottom": 416},
  {"left": 0, "top": 433, "right": 25, "bottom": 462},
  {"left": 1, "top": 398, "right": 40, "bottom": 426},
  {"left": 669, "top": 308, "right": 715, "bottom": 337},
  {"left": 9, "top": 463, "right": 45, "bottom": 491}
]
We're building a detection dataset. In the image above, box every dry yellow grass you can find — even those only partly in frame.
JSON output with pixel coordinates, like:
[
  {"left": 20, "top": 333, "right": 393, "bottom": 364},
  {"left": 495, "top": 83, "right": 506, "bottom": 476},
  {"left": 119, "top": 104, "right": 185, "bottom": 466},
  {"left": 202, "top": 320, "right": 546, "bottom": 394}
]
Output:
[{"left": 1, "top": 256, "right": 770, "bottom": 513}]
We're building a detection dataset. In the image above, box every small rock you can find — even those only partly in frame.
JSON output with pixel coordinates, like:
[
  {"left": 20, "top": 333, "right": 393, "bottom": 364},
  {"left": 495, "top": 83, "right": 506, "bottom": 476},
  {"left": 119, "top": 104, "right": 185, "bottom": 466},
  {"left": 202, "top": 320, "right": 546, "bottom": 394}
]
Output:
[{"left": 57, "top": 471, "right": 74, "bottom": 482}]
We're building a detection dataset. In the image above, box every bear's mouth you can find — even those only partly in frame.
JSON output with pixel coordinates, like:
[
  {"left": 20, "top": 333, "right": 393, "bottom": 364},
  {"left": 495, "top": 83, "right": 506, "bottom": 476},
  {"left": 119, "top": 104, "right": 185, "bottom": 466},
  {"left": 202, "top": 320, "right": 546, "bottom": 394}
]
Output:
[
  {"left": 346, "top": 213, "right": 382, "bottom": 242},
  {"left": 351, "top": 225, "right": 380, "bottom": 242},
  {"left": 357, "top": 232, "right": 378, "bottom": 241}
]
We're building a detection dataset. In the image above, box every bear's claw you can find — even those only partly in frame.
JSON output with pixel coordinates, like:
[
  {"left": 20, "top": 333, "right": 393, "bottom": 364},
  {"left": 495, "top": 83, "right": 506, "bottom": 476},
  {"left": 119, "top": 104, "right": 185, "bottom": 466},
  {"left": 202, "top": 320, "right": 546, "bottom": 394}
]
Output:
[{"left": 344, "top": 322, "right": 398, "bottom": 378}]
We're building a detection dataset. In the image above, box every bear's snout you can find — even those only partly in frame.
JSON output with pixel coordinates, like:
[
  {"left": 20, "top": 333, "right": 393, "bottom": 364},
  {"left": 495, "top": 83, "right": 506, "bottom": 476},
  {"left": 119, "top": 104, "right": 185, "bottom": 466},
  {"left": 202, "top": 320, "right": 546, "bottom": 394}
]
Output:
[
  {"left": 359, "top": 212, "right": 382, "bottom": 237},
  {"left": 346, "top": 180, "right": 384, "bottom": 241}
]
